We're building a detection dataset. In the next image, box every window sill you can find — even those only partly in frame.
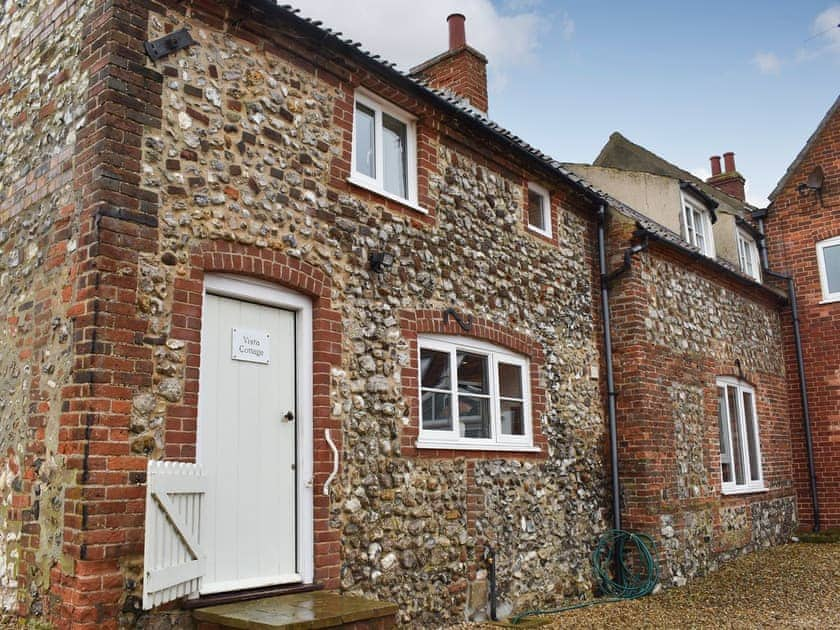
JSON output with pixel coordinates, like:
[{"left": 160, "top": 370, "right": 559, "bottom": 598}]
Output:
[
  {"left": 527, "top": 224, "right": 552, "bottom": 239},
  {"left": 721, "top": 485, "right": 768, "bottom": 496},
  {"left": 818, "top": 295, "right": 840, "bottom": 305},
  {"left": 416, "top": 439, "right": 540, "bottom": 453},
  {"left": 347, "top": 176, "right": 427, "bottom": 215}
]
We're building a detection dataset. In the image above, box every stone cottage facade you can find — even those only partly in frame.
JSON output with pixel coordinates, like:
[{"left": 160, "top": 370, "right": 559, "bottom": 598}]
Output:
[
  {"left": 764, "top": 96, "right": 840, "bottom": 530},
  {"left": 0, "top": 1, "right": 804, "bottom": 628}
]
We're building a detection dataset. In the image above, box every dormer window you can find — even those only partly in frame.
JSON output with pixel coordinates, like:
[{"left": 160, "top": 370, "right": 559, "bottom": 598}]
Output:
[
  {"left": 736, "top": 229, "right": 761, "bottom": 281},
  {"left": 350, "top": 89, "right": 420, "bottom": 209},
  {"left": 681, "top": 194, "right": 715, "bottom": 257}
]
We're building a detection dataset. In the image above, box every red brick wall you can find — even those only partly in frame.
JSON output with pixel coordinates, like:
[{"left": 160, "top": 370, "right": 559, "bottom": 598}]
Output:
[
  {"left": 412, "top": 48, "right": 488, "bottom": 113},
  {"left": 765, "top": 101, "right": 840, "bottom": 529}
]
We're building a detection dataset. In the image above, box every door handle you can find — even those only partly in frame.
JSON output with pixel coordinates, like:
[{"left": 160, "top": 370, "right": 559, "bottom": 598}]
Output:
[{"left": 283, "top": 411, "right": 295, "bottom": 422}]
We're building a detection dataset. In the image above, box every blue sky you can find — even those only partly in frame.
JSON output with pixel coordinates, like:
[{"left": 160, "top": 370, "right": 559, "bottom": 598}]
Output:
[{"left": 292, "top": 1, "right": 840, "bottom": 205}]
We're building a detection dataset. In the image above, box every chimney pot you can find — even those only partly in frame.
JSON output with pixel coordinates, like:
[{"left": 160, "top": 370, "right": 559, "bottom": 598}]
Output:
[
  {"left": 710, "top": 155, "right": 722, "bottom": 176},
  {"left": 447, "top": 13, "right": 466, "bottom": 50},
  {"left": 723, "top": 151, "right": 736, "bottom": 173}
]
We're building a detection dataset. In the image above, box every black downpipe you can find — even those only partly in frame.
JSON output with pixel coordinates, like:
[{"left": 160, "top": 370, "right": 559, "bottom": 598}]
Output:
[
  {"left": 598, "top": 206, "right": 622, "bottom": 534},
  {"left": 485, "top": 545, "right": 497, "bottom": 621},
  {"left": 755, "top": 213, "right": 820, "bottom": 532}
]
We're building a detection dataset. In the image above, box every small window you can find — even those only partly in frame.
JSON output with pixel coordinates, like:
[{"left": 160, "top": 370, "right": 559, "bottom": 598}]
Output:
[
  {"left": 527, "top": 183, "right": 551, "bottom": 237},
  {"left": 351, "top": 90, "right": 418, "bottom": 207},
  {"left": 816, "top": 236, "right": 840, "bottom": 303},
  {"left": 717, "top": 378, "right": 764, "bottom": 494},
  {"left": 681, "top": 195, "right": 714, "bottom": 257},
  {"left": 418, "top": 336, "right": 533, "bottom": 450},
  {"left": 736, "top": 229, "right": 761, "bottom": 281}
]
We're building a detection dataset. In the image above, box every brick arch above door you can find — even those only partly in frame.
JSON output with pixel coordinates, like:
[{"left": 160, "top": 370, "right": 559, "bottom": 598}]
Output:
[{"left": 166, "top": 240, "right": 343, "bottom": 588}]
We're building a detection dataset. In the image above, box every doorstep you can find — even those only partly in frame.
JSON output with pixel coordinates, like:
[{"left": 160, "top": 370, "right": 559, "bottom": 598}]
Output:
[{"left": 192, "top": 590, "right": 399, "bottom": 629}]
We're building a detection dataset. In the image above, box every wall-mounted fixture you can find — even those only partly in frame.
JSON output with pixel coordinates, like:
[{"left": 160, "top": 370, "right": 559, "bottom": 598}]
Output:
[
  {"left": 369, "top": 251, "right": 395, "bottom": 273},
  {"left": 797, "top": 166, "right": 824, "bottom": 206},
  {"left": 144, "top": 28, "right": 197, "bottom": 61},
  {"left": 443, "top": 307, "right": 473, "bottom": 331}
]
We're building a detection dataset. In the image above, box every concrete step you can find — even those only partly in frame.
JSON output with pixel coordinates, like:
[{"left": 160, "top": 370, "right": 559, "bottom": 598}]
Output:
[{"left": 193, "top": 590, "right": 398, "bottom": 629}]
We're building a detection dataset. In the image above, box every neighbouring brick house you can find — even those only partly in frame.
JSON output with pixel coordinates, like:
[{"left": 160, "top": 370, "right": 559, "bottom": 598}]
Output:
[
  {"left": 0, "top": 1, "right": 804, "bottom": 628},
  {"left": 764, "top": 96, "right": 840, "bottom": 530}
]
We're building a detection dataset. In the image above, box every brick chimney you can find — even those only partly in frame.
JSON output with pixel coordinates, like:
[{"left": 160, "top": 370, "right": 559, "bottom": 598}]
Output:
[
  {"left": 706, "top": 151, "right": 746, "bottom": 201},
  {"left": 409, "top": 14, "right": 489, "bottom": 114}
]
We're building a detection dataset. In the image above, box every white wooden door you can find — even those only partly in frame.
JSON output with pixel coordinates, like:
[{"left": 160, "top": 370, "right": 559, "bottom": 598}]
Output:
[{"left": 198, "top": 292, "right": 298, "bottom": 594}]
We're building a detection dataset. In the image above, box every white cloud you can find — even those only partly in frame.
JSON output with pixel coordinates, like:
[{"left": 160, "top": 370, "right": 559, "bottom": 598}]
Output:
[
  {"left": 288, "top": 1, "right": 549, "bottom": 94},
  {"left": 812, "top": 5, "right": 840, "bottom": 56},
  {"left": 752, "top": 51, "right": 781, "bottom": 75},
  {"left": 559, "top": 10, "right": 575, "bottom": 41}
]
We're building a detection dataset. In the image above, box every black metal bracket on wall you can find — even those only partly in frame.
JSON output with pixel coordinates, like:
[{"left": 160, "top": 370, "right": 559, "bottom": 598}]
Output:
[
  {"left": 443, "top": 307, "right": 473, "bottom": 332},
  {"left": 145, "top": 28, "right": 197, "bottom": 61}
]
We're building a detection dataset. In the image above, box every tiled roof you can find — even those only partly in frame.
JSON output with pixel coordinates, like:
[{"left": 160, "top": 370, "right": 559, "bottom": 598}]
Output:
[{"left": 250, "top": 2, "right": 783, "bottom": 297}]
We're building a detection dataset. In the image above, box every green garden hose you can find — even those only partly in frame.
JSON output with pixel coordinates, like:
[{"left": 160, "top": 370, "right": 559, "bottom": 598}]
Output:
[{"left": 510, "top": 529, "right": 659, "bottom": 625}]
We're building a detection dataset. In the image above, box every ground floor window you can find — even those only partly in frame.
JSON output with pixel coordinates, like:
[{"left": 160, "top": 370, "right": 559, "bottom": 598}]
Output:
[
  {"left": 717, "top": 377, "right": 764, "bottom": 493},
  {"left": 417, "top": 335, "right": 532, "bottom": 450}
]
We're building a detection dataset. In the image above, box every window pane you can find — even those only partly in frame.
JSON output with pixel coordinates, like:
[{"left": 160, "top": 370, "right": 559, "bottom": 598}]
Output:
[
  {"left": 382, "top": 113, "right": 407, "bottom": 198},
  {"left": 742, "top": 391, "right": 761, "bottom": 481},
  {"left": 422, "top": 391, "right": 452, "bottom": 431},
  {"left": 500, "top": 400, "right": 524, "bottom": 435},
  {"left": 354, "top": 103, "right": 376, "bottom": 178},
  {"left": 457, "top": 352, "right": 488, "bottom": 394},
  {"left": 528, "top": 190, "right": 545, "bottom": 230},
  {"left": 718, "top": 386, "right": 733, "bottom": 483},
  {"left": 684, "top": 207, "right": 695, "bottom": 243},
  {"left": 823, "top": 243, "right": 840, "bottom": 294},
  {"left": 499, "top": 363, "right": 523, "bottom": 398},
  {"left": 458, "top": 396, "right": 490, "bottom": 438},
  {"left": 727, "top": 386, "right": 745, "bottom": 485},
  {"left": 693, "top": 210, "right": 705, "bottom": 252},
  {"left": 421, "top": 349, "right": 450, "bottom": 390}
]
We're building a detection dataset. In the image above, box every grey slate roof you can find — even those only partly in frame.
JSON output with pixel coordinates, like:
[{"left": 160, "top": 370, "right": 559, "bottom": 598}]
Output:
[
  {"left": 769, "top": 95, "right": 840, "bottom": 201},
  {"left": 249, "top": 2, "right": 783, "bottom": 298}
]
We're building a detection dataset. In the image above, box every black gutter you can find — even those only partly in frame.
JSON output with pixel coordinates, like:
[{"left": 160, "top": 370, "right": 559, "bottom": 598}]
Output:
[{"left": 753, "top": 209, "right": 820, "bottom": 532}]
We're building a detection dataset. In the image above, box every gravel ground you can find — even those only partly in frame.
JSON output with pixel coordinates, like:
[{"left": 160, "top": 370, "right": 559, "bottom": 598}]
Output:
[{"left": 456, "top": 542, "right": 840, "bottom": 629}]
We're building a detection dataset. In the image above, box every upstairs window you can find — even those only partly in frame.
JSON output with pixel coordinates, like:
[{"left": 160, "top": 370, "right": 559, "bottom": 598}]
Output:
[
  {"left": 736, "top": 229, "right": 761, "bottom": 281},
  {"left": 527, "top": 182, "right": 551, "bottom": 237},
  {"left": 682, "top": 195, "right": 715, "bottom": 257},
  {"left": 351, "top": 90, "right": 418, "bottom": 207},
  {"left": 717, "top": 378, "right": 764, "bottom": 494},
  {"left": 418, "top": 335, "right": 533, "bottom": 450},
  {"left": 816, "top": 236, "right": 840, "bottom": 303}
]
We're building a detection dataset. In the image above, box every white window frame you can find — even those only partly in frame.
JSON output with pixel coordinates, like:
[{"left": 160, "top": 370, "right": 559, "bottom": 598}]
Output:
[
  {"left": 717, "top": 377, "right": 765, "bottom": 495},
  {"left": 736, "top": 228, "right": 761, "bottom": 281},
  {"left": 349, "top": 88, "right": 423, "bottom": 212},
  {"left": 526, "top": 182, "right": 552, "bottom": 238},
  {"left": 416, "top": 335, "right": 538, "bottom": 452},
  {"left": 681, "top": 193, "right": 715, "bottom": 257},
  {"left": 816, "top": 235, "right": 840, "bottom": 304}
]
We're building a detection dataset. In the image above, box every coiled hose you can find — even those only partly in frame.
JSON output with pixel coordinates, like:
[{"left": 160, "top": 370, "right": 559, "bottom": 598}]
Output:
[{"left": 511, "top": 529, "right": 658, "bottom": 625}]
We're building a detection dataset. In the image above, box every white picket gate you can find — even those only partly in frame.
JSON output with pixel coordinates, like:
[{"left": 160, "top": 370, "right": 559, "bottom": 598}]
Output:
[{"left": 143, "top": 460, "right": 207, "bottom": 609}]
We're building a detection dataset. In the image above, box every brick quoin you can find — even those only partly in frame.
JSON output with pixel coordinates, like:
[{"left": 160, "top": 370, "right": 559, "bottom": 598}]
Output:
[{"left": 765, "top": 99, "right": 840, "bottom": 529}]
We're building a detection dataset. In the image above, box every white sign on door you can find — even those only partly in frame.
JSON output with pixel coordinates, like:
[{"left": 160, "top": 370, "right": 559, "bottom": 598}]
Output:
[{"left": 231, "top": 328, "right": 271, "bottom": 364}]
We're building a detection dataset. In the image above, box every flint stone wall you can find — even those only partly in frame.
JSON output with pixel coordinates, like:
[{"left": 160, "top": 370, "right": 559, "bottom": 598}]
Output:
[
  {"left": 614, "top": 243, "right": 796, "bottom": 588},
  {"left": 123, "top": 8, "right": 610, "bottom": 626},
  {"left": 0, "top": 0, "right": 91, "bottom": 618}
]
